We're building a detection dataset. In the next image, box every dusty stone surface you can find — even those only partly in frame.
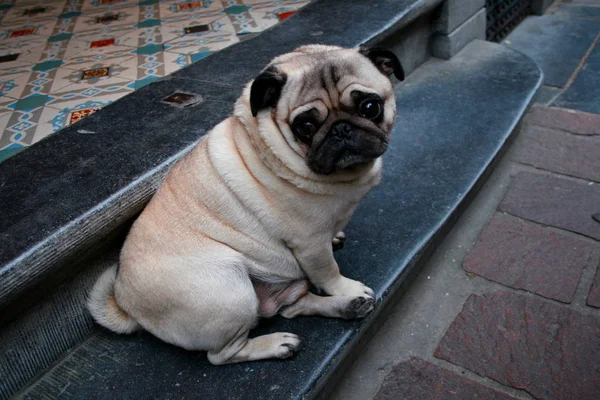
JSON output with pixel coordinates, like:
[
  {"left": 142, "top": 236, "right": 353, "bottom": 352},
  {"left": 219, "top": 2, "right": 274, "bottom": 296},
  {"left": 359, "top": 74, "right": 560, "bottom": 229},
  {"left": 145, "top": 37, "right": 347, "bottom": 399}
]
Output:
[
  {"left": 511, "top": 124, "right": 600, "bottom": 182},
  {"left": 374, "top": 358, "right": 517, "bottom": 400},
  {"left": 435, "top": 292, "right": 600, "bottom": 400},
  {"left": 463, "top": 214, "right": 595, "bottom": 303},
  {"left": 499, "top": 172, "right": 600, "bottom": 240},
  {"left": 523, "top": 106, "right": 600, "bottom": 136},
  {"left": 588, "top": 262, "right": 600, "bottom": 308}
]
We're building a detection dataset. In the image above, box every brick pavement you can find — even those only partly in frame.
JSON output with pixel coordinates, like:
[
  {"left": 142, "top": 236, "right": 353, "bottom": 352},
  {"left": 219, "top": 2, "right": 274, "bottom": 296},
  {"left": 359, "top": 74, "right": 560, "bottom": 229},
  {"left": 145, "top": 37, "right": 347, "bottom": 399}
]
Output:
[
  {"left": 435, "top": 292, "right": 600, "bottom": 400},
  {"left": 374, "top": 358, "right": 517, "bottom": 400},
  {"left": 463, "top": 213, "right": 595, "bottom": 303},
  {"left": 589, "top": 264, "right": 600, "bottom": 308},
  {"left": 374, "top": 104, "right": 600, "bottom": 399}
]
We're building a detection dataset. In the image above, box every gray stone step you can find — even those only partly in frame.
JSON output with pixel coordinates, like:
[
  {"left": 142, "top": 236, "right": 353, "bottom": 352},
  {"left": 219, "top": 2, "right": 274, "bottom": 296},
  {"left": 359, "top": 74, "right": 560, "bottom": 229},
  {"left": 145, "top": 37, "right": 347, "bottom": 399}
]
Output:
[{"left": 7, "top": 40, "right": 541, "bottom": 400}]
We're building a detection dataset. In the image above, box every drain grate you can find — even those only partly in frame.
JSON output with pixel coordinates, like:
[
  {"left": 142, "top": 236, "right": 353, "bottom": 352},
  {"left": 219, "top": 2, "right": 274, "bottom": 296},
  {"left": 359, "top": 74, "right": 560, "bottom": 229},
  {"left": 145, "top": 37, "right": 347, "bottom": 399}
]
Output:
[{"left": 486, "top": 0, "right": 533, "bottom": 42}]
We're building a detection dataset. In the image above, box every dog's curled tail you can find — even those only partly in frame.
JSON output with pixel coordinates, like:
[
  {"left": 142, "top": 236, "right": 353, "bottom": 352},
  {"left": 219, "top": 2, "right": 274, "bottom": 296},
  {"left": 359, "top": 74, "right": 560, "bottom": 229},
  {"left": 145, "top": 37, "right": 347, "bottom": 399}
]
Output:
[{"left": 87, "top": 266, "right": 141, "bottom": 334}]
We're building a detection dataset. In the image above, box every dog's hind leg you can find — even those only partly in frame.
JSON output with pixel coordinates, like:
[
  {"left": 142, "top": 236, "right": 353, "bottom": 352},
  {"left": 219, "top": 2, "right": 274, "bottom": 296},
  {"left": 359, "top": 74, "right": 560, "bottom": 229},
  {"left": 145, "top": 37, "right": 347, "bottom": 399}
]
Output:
[
  {"left": 207, "top": 280, "right": 308, "bottom": 365},
  {"left": 207, "top": 330, "right": 301, "bottom": 365},
  {"left": 280, "top": 292, "right": 374, "bottom": 320},
  {"left": 119, "top": 247, "right": 303, "bottom": 365}
]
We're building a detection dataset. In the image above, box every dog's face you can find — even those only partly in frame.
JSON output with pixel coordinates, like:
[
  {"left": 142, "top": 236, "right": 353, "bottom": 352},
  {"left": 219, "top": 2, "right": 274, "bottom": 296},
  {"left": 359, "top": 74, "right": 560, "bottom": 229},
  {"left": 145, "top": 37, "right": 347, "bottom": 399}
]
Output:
[{"left": 249, "top": 45, "right": 403, "bottom": 175}]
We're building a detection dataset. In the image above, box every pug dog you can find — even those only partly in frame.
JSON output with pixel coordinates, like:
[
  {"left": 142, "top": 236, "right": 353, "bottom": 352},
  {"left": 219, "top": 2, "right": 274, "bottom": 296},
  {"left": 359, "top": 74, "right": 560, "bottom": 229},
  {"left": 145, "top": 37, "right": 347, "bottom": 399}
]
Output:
[{"left": 88, "top": 44, "right": 403, "bottom": 365}]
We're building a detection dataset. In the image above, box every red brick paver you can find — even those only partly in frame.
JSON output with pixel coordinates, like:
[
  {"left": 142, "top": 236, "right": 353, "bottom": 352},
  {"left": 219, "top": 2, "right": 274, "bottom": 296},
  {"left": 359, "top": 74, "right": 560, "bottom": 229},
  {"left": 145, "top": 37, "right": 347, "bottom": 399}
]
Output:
[
  {"left": 523, "top": 106, "right": 600, "bottom": 135},
  {"left": 374, "top": 358, "right": 516, "bottom": 400},
  {"left": 511, "top": 125, "right": 600, "bottom": 182},
  {"left": 464, "top": 214, "right": 595, "bottom": 303},
  {"left": 588, "top": 263, "right": 600, "bottom": 308},
  {"left": 435, "top": 292, "right": 600, "bottom": 400},
  {"left": 499, "top": 172, "right": 600, "bottom": 240}
]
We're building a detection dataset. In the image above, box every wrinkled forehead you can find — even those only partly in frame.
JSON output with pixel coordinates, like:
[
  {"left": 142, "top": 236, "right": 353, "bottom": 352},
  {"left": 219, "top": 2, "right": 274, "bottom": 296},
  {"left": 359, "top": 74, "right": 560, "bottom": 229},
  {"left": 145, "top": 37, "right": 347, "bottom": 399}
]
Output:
[{"left": 273, "top": 49, "right": 393, "bottom": 110}]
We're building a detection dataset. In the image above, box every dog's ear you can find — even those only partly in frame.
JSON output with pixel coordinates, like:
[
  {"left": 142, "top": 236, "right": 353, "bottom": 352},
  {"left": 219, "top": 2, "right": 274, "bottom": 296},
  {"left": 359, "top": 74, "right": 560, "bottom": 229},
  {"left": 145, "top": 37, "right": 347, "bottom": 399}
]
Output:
[
  {"left": 250, "top": 66, "right": 287, "bottom": 117},
  {"left": 359, "top": 47, "right": 404, "bottom": 81}
]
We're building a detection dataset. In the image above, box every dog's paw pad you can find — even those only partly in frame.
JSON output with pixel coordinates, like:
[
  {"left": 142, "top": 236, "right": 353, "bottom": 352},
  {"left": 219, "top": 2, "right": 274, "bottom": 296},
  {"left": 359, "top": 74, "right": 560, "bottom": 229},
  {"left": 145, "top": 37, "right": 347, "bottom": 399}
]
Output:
[
  {"left": 342, "top": 296, "right": 375, "bottom": 319},
  {"left": 274, "top": 333, "right": 302, "bottom": 359}
]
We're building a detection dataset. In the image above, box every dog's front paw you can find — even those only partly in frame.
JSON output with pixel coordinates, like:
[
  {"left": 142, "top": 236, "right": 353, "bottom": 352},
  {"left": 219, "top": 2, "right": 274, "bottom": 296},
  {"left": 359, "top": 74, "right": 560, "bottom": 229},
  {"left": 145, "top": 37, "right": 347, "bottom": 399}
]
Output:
[
  {"left": 322, "top": 275, "right": 374, "bottom": 299},
  {"left": 341, "top": 296, "right": 375, "bottom": 319}
]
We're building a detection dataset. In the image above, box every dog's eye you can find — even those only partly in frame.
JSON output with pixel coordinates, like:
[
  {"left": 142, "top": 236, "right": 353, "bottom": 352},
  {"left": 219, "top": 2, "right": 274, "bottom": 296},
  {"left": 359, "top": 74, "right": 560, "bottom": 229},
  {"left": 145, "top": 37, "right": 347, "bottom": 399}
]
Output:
[
  {"left": 359, "top": 99, "right": 383, "bottom": 121},
  {"left": 292, "top": 120, "right": 317, "bottom": 143}
]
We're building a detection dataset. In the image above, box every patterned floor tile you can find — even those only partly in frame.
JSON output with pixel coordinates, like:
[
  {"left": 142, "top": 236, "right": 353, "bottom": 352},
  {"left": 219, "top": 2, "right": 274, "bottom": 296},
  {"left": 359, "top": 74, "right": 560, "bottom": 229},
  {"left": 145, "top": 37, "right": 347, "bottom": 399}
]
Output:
[
  {"left": 72, "top": 5, "right": 139, "bottom": 33},
  {"left": 81, "top": 0, "right": 141, "bottom": 12},
  {"left": 163, "top": 31, "right": 238, "bottom": 54},
  {"left": 2, "top": 1, "right": 67, "bottom": 25},
  {"left": 0, "top": 19, "right": 57, "bottom": 40},
  {"left": 0, "top": 142, "right": 25, "bottom": 162},
  {"left": 158, "top": 0, "right": 223, "bottom": 21},
  {"left": 0, "top": 110, "right": 27, "bottom": 162},
  {"left": 0, "top": 111, "right": 15, "bottom": 147},
  {"left": 26, "top": 104, "right": 62, "bottom": 141},
  {"left": 241, "top": 0, "right": 283, "bottom": 5},
  {"left": 47, "top": 77, "right": 133, "bottom": 107},
  {"left": 163, "top": 48, "right": 187, "bottom": 74},
  {"left": 50, "top": 60, "right": 134, "bottom": 93},
  {"left": 0, "top": 68, "right": 31, "bottom": 98},
  {"left": 163, "top": 14, "right": 235, "bottom": 46},
  {"left": 246, "top": 0, "right": 308, "bottom": 32},
  {"left": 61, "top": 51, "right": 134, "bottom": 70},
  {"left": 9, "top": 56, "right": 65, "bottom": 102},
  {"left": 132, "top": 52, "right": 163, "bottom": 82},
  {"left": 0, "top": 95, "right": 14, "bottom": 111},
  {"left": 117, "top": 25, "right": 181, "bottom": 46},
  {"left": 43, "top": 92, "right": 123, "bottom": 129},
  {"left": 0, "top": 92, "right": 124, "bottom": 152},
  {"left": 0, "top": 37, "right": 47, "bottom": 70},
  {"left": 0, "top": 104, "right": 51, "bottom": 147},
  {"left": 62, "top": 28, "right": 136, "bottom": 61}
]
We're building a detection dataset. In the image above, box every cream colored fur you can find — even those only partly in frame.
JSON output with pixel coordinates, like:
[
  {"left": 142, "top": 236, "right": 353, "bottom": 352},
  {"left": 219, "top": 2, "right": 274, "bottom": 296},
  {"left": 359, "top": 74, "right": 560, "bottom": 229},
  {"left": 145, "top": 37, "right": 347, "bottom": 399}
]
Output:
[{"left": 87, "top": 45, "right": 397, "bottom": 365}]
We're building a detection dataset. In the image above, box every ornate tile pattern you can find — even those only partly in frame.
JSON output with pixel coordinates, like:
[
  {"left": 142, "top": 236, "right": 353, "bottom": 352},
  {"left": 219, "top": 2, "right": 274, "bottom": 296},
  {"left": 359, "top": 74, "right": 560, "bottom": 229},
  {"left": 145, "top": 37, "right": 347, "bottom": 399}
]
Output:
[{"left": 0, "top": 0, "right": 311, "bottom": 162}]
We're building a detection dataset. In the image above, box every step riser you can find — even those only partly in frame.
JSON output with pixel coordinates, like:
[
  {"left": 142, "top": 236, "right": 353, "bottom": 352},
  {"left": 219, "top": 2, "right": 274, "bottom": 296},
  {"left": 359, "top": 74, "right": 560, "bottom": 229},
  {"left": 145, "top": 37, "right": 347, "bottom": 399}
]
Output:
[{"left": 2, "top": 234, "right": 125, "bottom": 400}]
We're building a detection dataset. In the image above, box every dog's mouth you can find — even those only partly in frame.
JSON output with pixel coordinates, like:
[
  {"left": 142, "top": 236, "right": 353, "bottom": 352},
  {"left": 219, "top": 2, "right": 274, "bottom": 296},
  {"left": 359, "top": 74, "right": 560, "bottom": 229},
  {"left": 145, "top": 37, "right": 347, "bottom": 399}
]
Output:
[{"left": 307, "top": 125, "right": 388, "bottom": 175}]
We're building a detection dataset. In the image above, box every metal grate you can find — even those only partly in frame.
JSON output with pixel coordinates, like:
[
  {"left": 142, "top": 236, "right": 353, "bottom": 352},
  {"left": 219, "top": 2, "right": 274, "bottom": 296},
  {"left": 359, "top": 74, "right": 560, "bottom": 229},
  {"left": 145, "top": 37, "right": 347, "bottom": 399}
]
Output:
[{"left": 486, "top": 0, "right": 533, "bottom": 42}]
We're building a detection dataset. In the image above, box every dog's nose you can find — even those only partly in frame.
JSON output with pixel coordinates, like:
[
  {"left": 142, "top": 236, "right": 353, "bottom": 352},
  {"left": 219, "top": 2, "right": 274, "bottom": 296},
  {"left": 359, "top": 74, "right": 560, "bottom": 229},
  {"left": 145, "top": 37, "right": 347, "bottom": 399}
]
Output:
[{"left": 331, "top": 121, "right": 353, "bottom": 140}]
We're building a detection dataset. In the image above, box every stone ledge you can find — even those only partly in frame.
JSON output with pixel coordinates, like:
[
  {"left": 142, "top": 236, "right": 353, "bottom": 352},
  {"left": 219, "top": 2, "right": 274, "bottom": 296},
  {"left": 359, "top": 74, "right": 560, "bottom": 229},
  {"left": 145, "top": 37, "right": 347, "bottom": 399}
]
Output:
[
  {"left": 432, "top": 8, "right": 486, "bottom": 59},
  {"left": 14, "top": 40, "right": 542, "bottom": 400},
  {"left": 434, "top": 0, "right": 485, "bottom": 35}
]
